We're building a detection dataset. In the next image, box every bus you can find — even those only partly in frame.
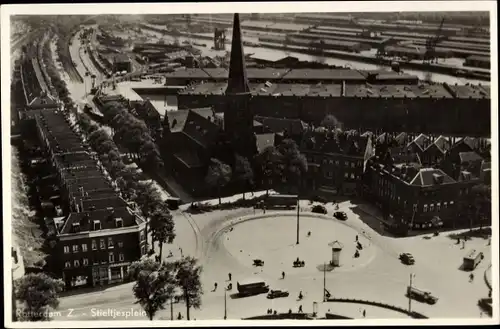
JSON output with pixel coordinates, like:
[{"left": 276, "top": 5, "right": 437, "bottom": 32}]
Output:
[
  {"left": 266, "top": 194, "right": 298, "bottom": 209},
  {"left": 463, "top": 249, "right": 484, "bottom": 271},
  {"left": 237, "top": 278, "right": 270, "bottom": 297}
]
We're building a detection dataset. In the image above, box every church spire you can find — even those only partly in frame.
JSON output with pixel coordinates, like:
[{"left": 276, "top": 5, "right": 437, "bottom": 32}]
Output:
[{"left": 225, "top": 13, "right": 250, "bottom": 95}]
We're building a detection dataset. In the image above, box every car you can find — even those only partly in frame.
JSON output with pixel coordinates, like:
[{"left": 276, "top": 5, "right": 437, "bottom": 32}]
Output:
[
  {"left": 399, "top": 253, "right": 415, "bottom": 265},
  {"left": 311, "top": 204, "right": 327, "bottom": 214},
  {"left": 333, "top": 211, "right": 347, "bottom": 221},
  {"left": 267, "top": 290, "right": 290, "bottom": 299}
]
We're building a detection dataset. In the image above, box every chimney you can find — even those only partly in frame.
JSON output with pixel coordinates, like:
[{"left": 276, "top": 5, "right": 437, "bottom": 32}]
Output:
[{"left": 107, "top": 207, "right": 115, "bottom": 221}]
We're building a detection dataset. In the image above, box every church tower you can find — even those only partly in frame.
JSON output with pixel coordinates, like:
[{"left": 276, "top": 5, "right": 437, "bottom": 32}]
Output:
[{"left": 223, "top": 13, "right": 256, "bottom": 158}]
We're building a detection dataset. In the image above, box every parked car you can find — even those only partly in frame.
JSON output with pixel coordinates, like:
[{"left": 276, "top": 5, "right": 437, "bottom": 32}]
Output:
[
  {"left": 333, "top": 211, "right": 347, "bottom": 221},
  {"left": 267, "top": 290, "right": 290, "bottom": 299},
  {"left": 399, "top": 253, "right": 415, "bottom": 265},
  {"left": 311, "top": 204, "right": 327, "bottom": 214},
  {"left": 478, "top": 298, "right": 492, "bottom": 315}
]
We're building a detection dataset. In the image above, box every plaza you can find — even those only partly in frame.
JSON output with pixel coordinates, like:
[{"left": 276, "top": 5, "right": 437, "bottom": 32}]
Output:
[{"left": 54, "top": 198, "right": 492, "bottom": 320}]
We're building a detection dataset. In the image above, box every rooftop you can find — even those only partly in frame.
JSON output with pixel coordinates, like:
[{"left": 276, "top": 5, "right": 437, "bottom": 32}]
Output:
[{"left": 60, "top": 206, "right": 143, "bottom": 235}]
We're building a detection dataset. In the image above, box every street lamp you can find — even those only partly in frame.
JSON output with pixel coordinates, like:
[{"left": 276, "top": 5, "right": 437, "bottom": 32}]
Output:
[
  {"left": 223, "top": 287, "right": 227, "bottom": 320},
  {"left": 408, "top": 273, "right": 415, "bottom": 313},
  {"left": 296, "top": 194, "right": 300, "bottom": 245}
]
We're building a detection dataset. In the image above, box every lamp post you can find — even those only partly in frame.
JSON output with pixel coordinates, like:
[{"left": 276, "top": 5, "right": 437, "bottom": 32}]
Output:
[
  {"left": 323, "top": 262, "right": 327, "bottom": 302},
  {"left": 296, "top": 195, "right": 300, "bottom": 245},
  {"left": 408, "top": 273, "right": 415, "bottom": 313},
  {"left": 223, "top": 287, "right": 227, "bottom": 320}
]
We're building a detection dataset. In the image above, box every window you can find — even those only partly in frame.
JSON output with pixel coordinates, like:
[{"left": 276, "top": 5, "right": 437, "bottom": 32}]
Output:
[
  {"left": 83, "top": 258, "right": 89, "bottom": 266},
  {"left": 64, "top": 246, "right": 70, "bottom": 254},
  {"left": 108, "top": 237, "right": 114, "bottom": 249},
  {"left": 74, "top": 260, "right": 80, "bottom": 267},
  {"left": 100, "top": 239, "right": 106, "bottom": 249},
  {"left": 437, "top": 203, "right": 441, "bottom": 211},
  {"left": 93, "top": 258, "right": 99, "bottom": 265},
  {"left": 335, "top": 160, "right": 339, "bottom": 165},
  {"left": 92, "top": 240, "right": 97, "bottom": 250},
  {"left": 93, "top": 220, "right": 101, "bottom": 230},
  {"left": 109, "top": 253, "right": 115, "bottom": 263},
  {"left": 345, "top": 161, "right": 349, "bottom": 166},
  {"left": 423, "top": 204, "right": 428, "bottom": 212},
  {"left": 398, "top": 197, "right": 401, "bottom": 204},
  {"left": 351, "top": 162, "right": 355, "bottom": 168},
  {"left": 325, "top": 171, "right": 332, "bottom": 178},
  {"left": 459, "top": 190, "right": 462, "bottom": 196},
  {"left": 430, "top": 204, "right": 435, "bottom": 212},
  {"left": 82, "top": 244, "right": 88, "bottom": 252},
  {"left": 119, "top": 253, "right": 124, "bottom": 262},
  {"left": 450, "top": 201, "right": 454, "bottom": 205},
  {"left": 118, "top": 241, "right": 124, "bottom": 248},
  {"left": 350, "top": 173, "right": 355, "bottom": 179},
  {"left": 413, "top": 204, "right": 417, "bottom": 212},
  {"left": 444, "top": 202, "right": 448, "bottom": 208},
  {"left": 72, "top": 245, "right": 79, "bottom": 253},
  {"left": 344, "top": 172, "right": 349, "bottom": 178},
  {"left": 329, "top": 160, "right": 333, "bottom": 165},
  {"left": 65, "top": 261, "right": 71, "bottom": 268}
]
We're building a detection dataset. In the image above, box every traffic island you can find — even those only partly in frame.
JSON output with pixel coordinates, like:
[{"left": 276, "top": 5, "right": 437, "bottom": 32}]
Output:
[{"left": 222, "top": 213, "right": 377, "bottom": 277}]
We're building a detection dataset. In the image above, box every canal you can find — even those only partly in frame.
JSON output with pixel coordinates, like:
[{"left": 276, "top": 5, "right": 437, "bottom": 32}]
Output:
[{"left": 124, "top": 27, "right": 489, "bottom": 86}]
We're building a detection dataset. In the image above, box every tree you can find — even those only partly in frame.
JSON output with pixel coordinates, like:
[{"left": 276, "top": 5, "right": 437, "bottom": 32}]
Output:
[
  {"left": 255, "top": 146, "right": 281, "bottom": 195},
  {"left": 129, "top": 259, "right": 177, "bottom": 320},
  {"left": 205, "top": 158, "right": 232, "bottom": 205},
  {"left": 277, "top": 139, "right": 308, "bottom": 193},
  {"left": 321, "top": 114, "right": 341, "bottom": 130},
  {"left": 173, "top": 257, "right": 203, "bottom": 320},
  {"left": 150, "top": 204, "right": 176, "bottom": 259},
  {"left": 14, "top": 273, "right": 64, "bottom": 321},
  {"left": 134, "top": 182, "right": 163, "bottom": 249},
  {"left": 233, "top": 155, "right": 254, "bottom": 199}
]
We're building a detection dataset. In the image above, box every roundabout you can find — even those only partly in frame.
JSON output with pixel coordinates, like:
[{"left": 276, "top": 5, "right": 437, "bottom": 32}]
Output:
[{"left": 221, "top": 213, "right": 377, "bottom": 277}]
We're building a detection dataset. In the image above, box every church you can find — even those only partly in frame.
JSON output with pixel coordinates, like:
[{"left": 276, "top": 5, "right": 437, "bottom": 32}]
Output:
[{"left": 161, "top": 13, "right": 282, "bottom": 196}]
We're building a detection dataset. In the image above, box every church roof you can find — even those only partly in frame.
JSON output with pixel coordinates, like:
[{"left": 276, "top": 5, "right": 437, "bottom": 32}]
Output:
[{"left": 225, "top": 13, "right": 250, "bottom": 95}]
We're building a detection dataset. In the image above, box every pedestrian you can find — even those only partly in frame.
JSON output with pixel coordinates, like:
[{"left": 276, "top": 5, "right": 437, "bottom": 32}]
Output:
[
  {"left": 228, "top": 273, "right": 232, "bottom": 281},
  {"left": 177, "top": 312, "right": 182, "bottom": 320},
  {"left": 282, "top": 271, "right": 285, "bottom": 279},
  {"left": 298, "top": 305, "right": 303, "bottom": 313},
  {"left": 462, "top": 241, "right": 465, "bottom": 249},
  {"left": 214, "top": 282, "right": 218, "bottom": 291},
  {"left": 362, "top": 309, "right": 366, "bottom": 318},
  {"left": 355, "top": 235, "right": 358, "bottom": 242},
  {"left": 469, "top": 273, "right": 474, "bottom": 282},
  {"left": 488, "top": 237, "right": 491, "bottom": 246},
  {"left": 273, "top": 310, "right": 277, "bottom": 315}
]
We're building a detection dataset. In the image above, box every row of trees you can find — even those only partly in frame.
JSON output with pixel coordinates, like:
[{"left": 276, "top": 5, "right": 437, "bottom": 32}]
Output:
[
  {"left": 204, "top": 139, "right": 308, "bottom": 203},
  {"left": 77, "top": 112, "right": 174, "bottom": 254},
  {"left": 100, "top": 101, "right": 164, "bottom": 170},
  {"left": 128, "top": 257, "right": 203, "bottom": 320},
  {"left": 39, "top": 32, "right": 76, "bottom": 111}
]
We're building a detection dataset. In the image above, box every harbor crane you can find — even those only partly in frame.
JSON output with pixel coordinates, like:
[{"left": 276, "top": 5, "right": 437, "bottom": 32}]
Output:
[{"left": 424, "top": 17, "right": 446, "bottom": 64}]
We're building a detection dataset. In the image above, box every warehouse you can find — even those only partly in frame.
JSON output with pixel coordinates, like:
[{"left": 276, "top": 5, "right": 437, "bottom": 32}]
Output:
[
  {"left": 464, "top": 55, "right": 491, "bottom": 69},
  {"left": 112, "top": 54, "right": 132, "bottom": 73},
  {"left": 293, "top": 31, "right": 385, "bottom": 47},
  {"left": 308, "top": 38, "right": 371, "bottom": 53},
  {"left": 176, "top": 81, "right": 490, "bottom": 136},
  {"left": 241, "top": 20, "right": 311, "bottom": 33},
  {"left": 162, "top": 67, "right": 419, "bottom": 85}
]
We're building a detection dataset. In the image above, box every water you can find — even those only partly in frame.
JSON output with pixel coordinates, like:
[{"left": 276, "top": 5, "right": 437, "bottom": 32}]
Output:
[{"left": 135, "top": 28, "right": 489, "bottom": 86}]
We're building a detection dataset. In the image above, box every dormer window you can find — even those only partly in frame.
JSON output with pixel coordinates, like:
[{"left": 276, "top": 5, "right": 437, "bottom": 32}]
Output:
[
  {"left": 93, "top": 220, "right": 101, "bottom": 231},
  {"left": 115, "top": 218, "right": 123, "bottom": 228},
  {"left": 72, "top": 222, "right": 81, "bottom": 233}
]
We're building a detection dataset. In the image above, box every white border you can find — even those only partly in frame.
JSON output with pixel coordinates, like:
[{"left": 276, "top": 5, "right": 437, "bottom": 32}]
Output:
[{"left": 1, "top": 1, "right": 498, "bottom": 327}]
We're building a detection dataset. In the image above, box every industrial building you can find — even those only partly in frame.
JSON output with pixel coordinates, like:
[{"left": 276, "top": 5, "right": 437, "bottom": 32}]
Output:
[
  {"left": 177, "top": 80, "right": 490, "bottom": 137},
  {"left": 163, "top": 67, "right": 419, "bottom": 85},
  {"left": 464, "top": 55, "right": 491, "bottom": 69}
]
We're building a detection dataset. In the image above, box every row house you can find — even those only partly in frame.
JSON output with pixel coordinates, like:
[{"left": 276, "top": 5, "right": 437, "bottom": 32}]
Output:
[
  {"left": 300, "top": 128, "right": 368, "bottom": 196},
  {"left": 25, "top": 107, "right": 147, "bottom": 289}
]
